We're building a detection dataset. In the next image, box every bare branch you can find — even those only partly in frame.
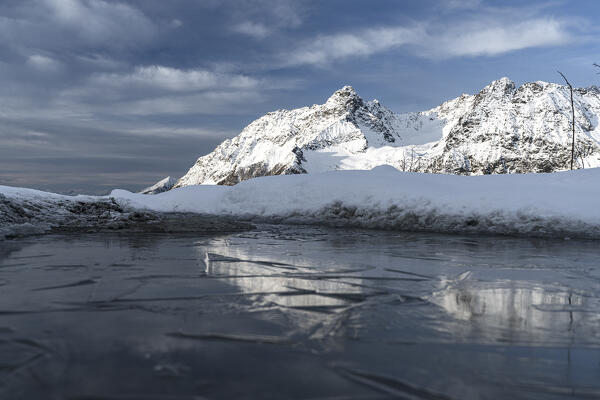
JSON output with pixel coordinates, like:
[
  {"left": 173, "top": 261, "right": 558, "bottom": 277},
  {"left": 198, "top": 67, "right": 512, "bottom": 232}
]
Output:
[
  {"left": 557, "top": 71, "right": 576, "bottom": 170},
  {"left": 595, "top": 63, "right": 600, "bottom": 74},
  {"left": 557, "top": 70, "right": 572, "bottom": 88}
]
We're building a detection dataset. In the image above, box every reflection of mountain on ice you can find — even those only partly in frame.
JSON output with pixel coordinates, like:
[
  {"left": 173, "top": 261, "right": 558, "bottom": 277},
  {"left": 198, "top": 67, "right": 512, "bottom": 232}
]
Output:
[
  {"left": 198, "top": 241, "right": 366, "bottom": 311},
  {"left": 195, "top": 239, "right": 376, "bottom": 340},
  {"left": 430, "top": 276, "right": 598, "bottom": 341},
  {"left": 191, "top": 229, "right": 600, "bottom": 348}
]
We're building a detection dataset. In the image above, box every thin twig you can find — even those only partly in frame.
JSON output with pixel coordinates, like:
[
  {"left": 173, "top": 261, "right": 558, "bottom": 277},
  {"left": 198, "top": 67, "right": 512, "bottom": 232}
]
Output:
[{"left": 557, "top": 71, "right": 575, "bottom": 170}]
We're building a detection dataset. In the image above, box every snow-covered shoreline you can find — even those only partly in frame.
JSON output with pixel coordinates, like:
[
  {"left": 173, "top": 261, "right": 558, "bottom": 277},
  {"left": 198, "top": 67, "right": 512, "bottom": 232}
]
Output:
[
  {"left": 3, "top": 166, "right": 600, "bottom": 239},
  {"left": 113, "top": 166, "right": 600, "bottom": 238},
  {"left": 1, "top": 186, "right": 106, "bottom": 238},
  {"left": 0, "top": 185, "right": 248, "bottom": 239}
]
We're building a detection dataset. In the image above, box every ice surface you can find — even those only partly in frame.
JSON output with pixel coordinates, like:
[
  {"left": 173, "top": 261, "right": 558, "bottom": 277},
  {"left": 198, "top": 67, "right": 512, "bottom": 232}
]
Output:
[{"left": 1, "top": 226, "right": 600, "bottom": 398}]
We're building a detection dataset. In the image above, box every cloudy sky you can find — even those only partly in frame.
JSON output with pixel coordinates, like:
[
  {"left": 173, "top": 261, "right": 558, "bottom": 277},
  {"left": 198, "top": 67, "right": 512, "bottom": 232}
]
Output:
[{"left": 1, "top": 0, "right": 598, "bottom": 194}]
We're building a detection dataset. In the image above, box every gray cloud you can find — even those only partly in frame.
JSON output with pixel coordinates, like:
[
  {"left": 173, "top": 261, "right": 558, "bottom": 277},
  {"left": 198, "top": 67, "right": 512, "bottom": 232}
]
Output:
[
  {"left": 228, "top": 0, "right": 304, "bottom": 40},
  {"left": 0, "top": 0, "right": 157, "bottom": 59},
  {"left": 0, "top": 117, "right": 223, "bottom": 194}
]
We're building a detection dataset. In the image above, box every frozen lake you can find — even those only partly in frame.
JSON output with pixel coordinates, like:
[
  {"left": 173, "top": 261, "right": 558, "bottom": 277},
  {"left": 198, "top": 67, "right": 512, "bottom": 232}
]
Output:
[{"left": 1, "top": 225, "right": 600, "bottom": 399}]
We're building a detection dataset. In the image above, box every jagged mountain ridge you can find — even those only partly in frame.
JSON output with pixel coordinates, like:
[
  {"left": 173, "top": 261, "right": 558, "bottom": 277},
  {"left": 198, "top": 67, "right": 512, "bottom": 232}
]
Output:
[
  {"left": 175, "top": 78, "right": 600, "bottom": 187},
  {"left": 139, "top": 176, "right": 176, "bottom": 194}
]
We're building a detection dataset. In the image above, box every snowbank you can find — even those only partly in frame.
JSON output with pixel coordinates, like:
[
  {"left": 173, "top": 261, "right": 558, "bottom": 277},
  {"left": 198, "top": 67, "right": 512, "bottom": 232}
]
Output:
[
  {"left": 0, "top": 185, "right": 249, "bottom": 239},
  {"left": 1, "top": 186, "right": 95, "bottom": 238},
  {"left": 112, "top": 166, "right": 600, "bottom": 238},
  {"left": 3, "top": 167, "right": 600, "bottom": 239},
  {"left": 0, "top": 186, "right": 158, "bottom": 239}
]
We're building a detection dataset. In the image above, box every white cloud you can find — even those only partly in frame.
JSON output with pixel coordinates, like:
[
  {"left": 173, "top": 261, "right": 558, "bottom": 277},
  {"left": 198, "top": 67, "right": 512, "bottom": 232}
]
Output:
[
  {"left": 268, "top": 1, "right": 303, "bottom": 28},
  {"left": 32, "top": 65, "right": 275, "bottom": 118},
  {"left": 443, "top": 0, "right": 482, "bottom": 10},
  {"left": 93, "top": 66, "right": 259, "bottom": 91},
  {"left": 43, "top": 0, "right": 155, "bottom": 46},
  {"left": 232, "top": 21, "right": 270, "bottom": 39},
  {"left": 430, "top": 18, "right": 572, "bottom": 57},
  {"left": 284, "top": 16, "right": 576, "bottom": 67},
  {"left": 26, "top": 54, "right": 62, "bottom": 72},
  {"left": 285, "top": 26, "right": 425, "bottom": 67},
  {"left": 116, "top": 91, "right": 265, "bottom": 116}
]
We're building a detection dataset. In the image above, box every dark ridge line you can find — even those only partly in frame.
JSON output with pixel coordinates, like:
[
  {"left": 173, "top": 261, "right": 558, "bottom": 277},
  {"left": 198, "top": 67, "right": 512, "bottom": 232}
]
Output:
[
  {"left": 38, "top": 264, "right": 89, "bottom": 270},
  {"left": 13, "top": 337, "right": 54, "bottom": 353},
  {"left": 31, "top": 278, "right": 97, "bottom": 291},
  {"left": 82, "top": 289, "right": 314, "bottom": 304},
  {"left": 69, "top": 394, "right": 210, "bottom": 400},
  {"left": 334, "top": 366, "right": 455, "bottom": 400},
  {"left": 165, "top": 331, "right": 291, "bottom": 345},
  {"left": 383, "top": 268, "right": 434, "bottom": 279},
  {"left": 0, "top": 262, "right": 28, "bottom": 268},
  {"left": 206, "top": 252, "right": 298, "bottom": 269},
  {"left": 7, "top": 254, "right": 53, "bottom": 260}
]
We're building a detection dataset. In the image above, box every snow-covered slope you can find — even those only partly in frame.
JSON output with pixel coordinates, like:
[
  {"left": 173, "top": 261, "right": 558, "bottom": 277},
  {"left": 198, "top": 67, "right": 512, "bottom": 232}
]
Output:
[
  {"left": 139, "top": 176, "right": 176, "bottom": 194},
  {"left": 117, "top": 166, "right": 600, "bottom": 239},
  {"left": 175, "top": 79, "right": 600, "bottom": 187}
]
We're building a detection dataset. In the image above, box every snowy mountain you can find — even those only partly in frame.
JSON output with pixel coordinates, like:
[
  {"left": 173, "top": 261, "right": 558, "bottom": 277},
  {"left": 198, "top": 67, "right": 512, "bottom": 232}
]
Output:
[
  {"left": 139, "top": 176, "right": 176, "bottom": 194},
  {"left": 175, "top": 78, "right": 600, "bottom": 187}
]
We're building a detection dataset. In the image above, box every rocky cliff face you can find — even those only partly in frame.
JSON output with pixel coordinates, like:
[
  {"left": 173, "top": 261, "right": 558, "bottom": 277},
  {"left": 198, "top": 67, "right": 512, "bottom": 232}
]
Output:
[{"left": 175, "top": 78, "right": 600, "bottom": 187}]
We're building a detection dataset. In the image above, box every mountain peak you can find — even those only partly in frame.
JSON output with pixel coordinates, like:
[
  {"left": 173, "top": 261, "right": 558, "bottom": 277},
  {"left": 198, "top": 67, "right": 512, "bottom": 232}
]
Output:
[
  {"left": 334, "top": 85, "right": 358, "bottom": 95},
  {"left": 480, "top": 77, "right": 516, "bottom": 96},
  {"left": 324, "top": 85, "right": 365, "bottom": 112},
  {"left": 482, "top": 77, "right": 515, "bottom": 94},
  {"left": 326, "top": 85, "right": 360, "bottom": 102}
]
